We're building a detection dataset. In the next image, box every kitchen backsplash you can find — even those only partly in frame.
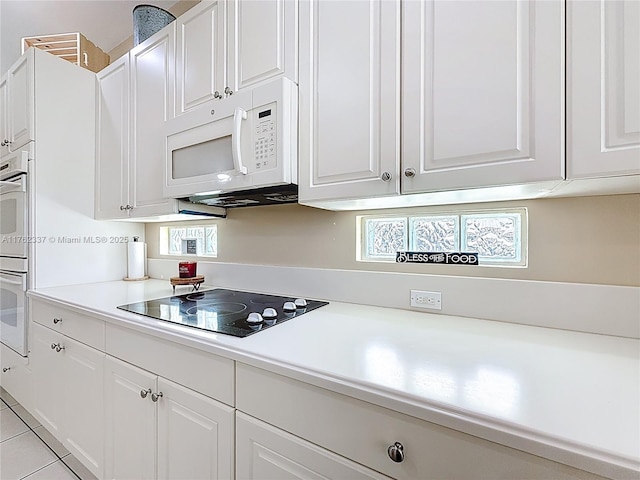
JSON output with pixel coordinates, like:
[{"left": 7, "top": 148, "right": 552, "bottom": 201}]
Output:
[{"left": 145, "top": 193, "right": 640, "bottom": 287}]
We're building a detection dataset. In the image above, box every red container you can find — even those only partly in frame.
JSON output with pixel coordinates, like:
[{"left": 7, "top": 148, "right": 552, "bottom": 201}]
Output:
[{"left": 178, "top": 262, "right": 197, "bottom": 278}]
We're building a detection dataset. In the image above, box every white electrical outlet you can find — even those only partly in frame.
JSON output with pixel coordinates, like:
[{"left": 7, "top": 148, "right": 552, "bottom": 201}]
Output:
[{"left": 410, "top": 290, "right": 442, "bottom": 310}]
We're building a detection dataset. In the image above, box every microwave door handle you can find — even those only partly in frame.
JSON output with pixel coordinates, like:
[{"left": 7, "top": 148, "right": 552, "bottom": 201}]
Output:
[{"left": 232, "top": 107, "right": 248, "bottom": 175}]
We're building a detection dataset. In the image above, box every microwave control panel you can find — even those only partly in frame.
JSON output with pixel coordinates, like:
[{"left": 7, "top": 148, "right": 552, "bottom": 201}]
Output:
[{"left": 253, "top": 104, "right": 277, "bottom": 171}]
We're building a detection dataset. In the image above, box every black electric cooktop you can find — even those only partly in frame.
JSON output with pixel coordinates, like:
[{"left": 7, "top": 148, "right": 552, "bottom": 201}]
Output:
[{"left": 117, "top": 288, "right": 329, "bottom": 338}]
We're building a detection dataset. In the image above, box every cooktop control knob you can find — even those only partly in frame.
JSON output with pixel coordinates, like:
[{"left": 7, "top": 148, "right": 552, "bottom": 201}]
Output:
[
  {"left": 294, "top": 298, "right": 308, "bottom": 308},
  {"left": 262, "top": 308, "right": 278, "bottom": 319},
  {"left": 246, "top": 312, "right": 263, "bottom": 324},
  {"left": 283, "top": 301, "right": 297, "bottom": 312}
]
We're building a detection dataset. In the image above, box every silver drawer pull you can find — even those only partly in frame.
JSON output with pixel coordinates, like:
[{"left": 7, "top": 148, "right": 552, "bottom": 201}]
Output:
[
  {"left": 140, "top": 388, "right": 152, "bottom": 399},
  {"left": 53, "top": 317, "right": 62, "bottom": 324},
  {"left": 2, "top": 367, "right": 11, "bottom": 373},
  {"left": 387, "top": 442, "right": 404, "bottom": 463},
  {"left": 151, "top": 392, "right": 163, "bottom": 402}
]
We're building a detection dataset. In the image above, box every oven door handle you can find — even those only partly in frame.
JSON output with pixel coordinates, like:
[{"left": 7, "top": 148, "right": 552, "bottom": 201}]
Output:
[
  {"left": 0, "top": 177, "right": 25, "bottom": 194},
  {"left": 0, "top": 275, "right": 25, "bottom": 286}
]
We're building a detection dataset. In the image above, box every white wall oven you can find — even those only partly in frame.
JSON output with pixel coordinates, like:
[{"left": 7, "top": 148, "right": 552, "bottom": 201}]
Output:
[
  {"left": 0, "top": 145, "right": 30, "bottom": 356},
  {"left": 0, "top": 270, "right": 27, "bottom": 355}
]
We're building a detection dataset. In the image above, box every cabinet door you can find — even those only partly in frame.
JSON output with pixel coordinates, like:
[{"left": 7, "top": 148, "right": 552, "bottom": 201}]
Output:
[
  {"left": 236, "top": 412, "right": 389, "bottom": 480},
  {"left": 30, "top": 322, "right": 64, "bottom": 437},
  {"left": 130, "top": 25, "right": 176, "bottom": 218},
  {"left": 0, "top": 74, "right": 8, "bottom": 157},
  {"left": 157, "top": 378, "right": 235, "bottom": 480},
  {"left": 568, "top": 0, "right": 640, "bottom": 178},
  {"left": 402, "top": 0, "right": 564, "bottom": 193},
  {"left": 104, "top": 356, "right": 157, "bottom": 480},
  {"left": 6, "top": 52, "right": 34, "bottom": 152},
  {"left": 176, "top": 0, "right": 226, "bottom": 116},
  {"left": 0, "top": 343, "right": 32, "bottom": 412},
  {"left": 63, "top": 338, "right": 105, "bottom": 479},
  {"left": 227, "top": 0, "right": 297, "bottom": 91},
  {"left": 298, "top": 0, "right": 400, "bottom": 204},
  {"left": 95, "top": 55, "right": 130, "bottom": 220}
]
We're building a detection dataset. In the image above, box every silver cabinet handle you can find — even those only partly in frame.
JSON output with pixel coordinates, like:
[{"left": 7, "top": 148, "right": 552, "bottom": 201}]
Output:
[
  {"left": 214, "top": 91, "right": 222, "bottom": 99},
  {"left": 1, "top": 139, "right": 9, "bottom": 147},
  {"left": 381, "top": 172, "right": 392, "bottom": 182},
  {"left": 224, "top": 86, "right": 233, "bottom": 96},
  {"left": 2, "top": 367, "right": 11, "bottom": 373},
  {"left": 387, "top": 442, "right": 404, "bottom": 463},
  {"left": 140, "top": 388, "right": 152, "bottom": 399},
  {"left": 51, "top": 343, "right": 65, "bottom": 352},
  {"left": 120, "top": 205, "right": 126, "bottom": 211},
  {"left": 51, "top": 343, "right": 57, "bottom": 350},
  {"left": 151, "top": 392, "right": 163, "bottom": 402},
  {"left": 404, "top": 168, "right": 416, "bottom": 178},
  {"left": 53, "top": 317, "right": 62, "bottom": 324}
]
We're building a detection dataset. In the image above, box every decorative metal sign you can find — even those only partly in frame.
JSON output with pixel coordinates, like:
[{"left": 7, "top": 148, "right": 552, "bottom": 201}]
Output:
[
  {"left": 396, "top": 251, "right": 479, "bottom": 265},
  {"left": 181, "top": 238, "right": 198, "bottom": 255}
]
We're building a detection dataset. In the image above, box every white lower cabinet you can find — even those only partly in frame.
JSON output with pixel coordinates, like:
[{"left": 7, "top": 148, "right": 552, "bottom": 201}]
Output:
[
  {"left": 236, "top": 363, "right": 606, "bottom": 480},
  {"left": 236, "top": 412, "right": 389, "bottom": 479},
  {"left": 31, "top": 321, "right": 105, "bottom": 478},
  {"left": 104, "top": 355, "right": 235, "bottom": 480}
]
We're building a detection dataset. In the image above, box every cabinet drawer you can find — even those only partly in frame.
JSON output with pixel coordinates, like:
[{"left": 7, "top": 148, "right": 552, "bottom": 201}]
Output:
[
  {"left": 236, "top": 364, "right": 604, "bottom": 480},
  {"left": 237, "top": 412, "right": 389, "bottom": 479},
  {"left": 30, "top": 299, "right": 105, "bottom": 350},
  {"left": 105, "top": 323, "right": 234, "bottom": 406},
  {"left": 0, "top": 342, "right": 32, "bottom": 411}
]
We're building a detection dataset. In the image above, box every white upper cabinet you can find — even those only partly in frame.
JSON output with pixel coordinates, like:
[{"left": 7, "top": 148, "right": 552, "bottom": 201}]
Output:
[
  {"left": 130, "top": 24, "right": 177, "bottom": 217},
  {"left": 298, "top": 0, "right": 401, "bottom": 203},
  {"left": 175, "top": 0, "right": 297, "bottom": 117},
  {"left": 299, "top": 0, "right": 565, "bottom": 208},
  {"left": 95, "top": 54, "right": 130, "bottom": 220},
  {"left": 228, "top": 0, "right": 297, "bottom": 90},
  {"left": 176, "top": 0, "right": 226, "bottom": 115},
  {"left": 298, "top": 0, "right": 564, "bottom": 207},
  {"left": 567, "top": 0, "right": 640, "bottom": 179},
  {"left": 402, "top": 0, "right": 564, "bottom": 193},
  {"left": 0, "top": 52, "right": 34, "bottom": 157}
]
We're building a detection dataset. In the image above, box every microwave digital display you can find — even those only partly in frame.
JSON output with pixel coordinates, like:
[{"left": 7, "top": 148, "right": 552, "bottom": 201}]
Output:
[{"left": 258, "top": 109, "right": 272, "bottom": 119}]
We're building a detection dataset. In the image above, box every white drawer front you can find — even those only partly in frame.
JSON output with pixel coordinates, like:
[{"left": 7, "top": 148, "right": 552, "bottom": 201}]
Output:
[
  {"left": 30, "top": 299, "right": 105, "bottom": 350},
  {"left": 237, "top": 411, "right": 390, "bottom": 480},
  {"left": 236, "top": 364, "right": 604, "bottom": 480},
  {"left": 105, "top": 323, "right": 234, "bottom": 406}
]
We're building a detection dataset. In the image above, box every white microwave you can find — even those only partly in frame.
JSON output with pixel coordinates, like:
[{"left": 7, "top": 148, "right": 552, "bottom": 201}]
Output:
[{"left": 164, "top": 78, "right": 298, "bottom": 199}]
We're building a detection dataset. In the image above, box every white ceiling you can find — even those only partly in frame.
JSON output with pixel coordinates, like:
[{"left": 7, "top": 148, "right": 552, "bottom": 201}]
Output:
[{"left": 1, "top": 0, "right": 177, "bottom": 73}]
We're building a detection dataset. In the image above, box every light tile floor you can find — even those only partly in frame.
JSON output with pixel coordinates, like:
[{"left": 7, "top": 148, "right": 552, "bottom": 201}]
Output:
[{"left": 0, "top": 388, "right": 97, "bottom": 480}]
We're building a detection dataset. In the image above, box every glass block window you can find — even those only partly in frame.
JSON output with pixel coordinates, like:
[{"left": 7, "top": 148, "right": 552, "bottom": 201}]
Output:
[
  {"left": 364, "top": 217, "right": 408, "bottom": 259},
  {"left": 359, "top": 209, "right": 526, "bottom": 266},
  {"left": 160, "top": 225, "right": 217, "bottom": 257},
  {"left": 409, "top": 216, "right": 459, "bottom": 252},
  {"left": 461, "top": 213, "right": 521, "bottom": 263}
]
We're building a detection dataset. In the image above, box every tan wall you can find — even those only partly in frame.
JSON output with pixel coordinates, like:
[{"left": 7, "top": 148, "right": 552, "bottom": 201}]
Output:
[{"left": 145, "top": 194, "right": 640, "bottom": 287}]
